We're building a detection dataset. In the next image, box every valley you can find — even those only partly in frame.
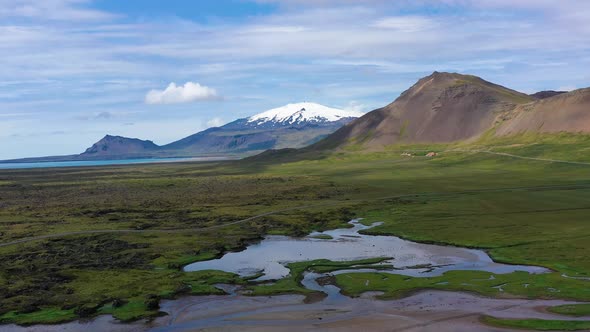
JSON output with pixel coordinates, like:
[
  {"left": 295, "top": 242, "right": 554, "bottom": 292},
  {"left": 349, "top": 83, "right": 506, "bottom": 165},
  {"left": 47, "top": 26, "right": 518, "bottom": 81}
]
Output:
[
  {"left": 2, "top": 132, "right": 590, "bottom": 330},
  {"left": 1, "top": 103, "right": 362, "bottom": 164},
  {"left": 3, "top": 0, "right": 589, "bottom": 330},
  {"left": 2, "top": 73, "right": 590, "bottom": 331}
]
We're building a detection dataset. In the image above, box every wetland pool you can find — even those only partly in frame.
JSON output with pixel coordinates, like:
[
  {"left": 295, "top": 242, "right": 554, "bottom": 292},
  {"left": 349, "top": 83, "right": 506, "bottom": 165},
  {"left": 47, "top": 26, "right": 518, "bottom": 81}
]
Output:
[
  {"left": 7, "top": 220, "right": 582, "bottom": 332},
  {"left": 185, "top": 219, "right": 548, "bottom": 280}
]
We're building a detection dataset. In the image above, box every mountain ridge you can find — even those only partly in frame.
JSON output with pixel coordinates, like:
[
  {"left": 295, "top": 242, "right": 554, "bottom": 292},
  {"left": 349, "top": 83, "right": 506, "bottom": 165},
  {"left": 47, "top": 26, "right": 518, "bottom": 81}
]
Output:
[
  {"left": 496, "top": 87, "right": 590, "bottom": 135},
  {"left": 4, "top": 73, "right": 589, "bottom": 163},
  {"left": 245, "top": 102, "right": 362, "bottom": 128},
  {"left": 311, "top": 72, "right": 589, "bottom": 151},
  {"left": 159, "top": 102, "right": 359, "bottom": 154},
  {"left": 82, "top": 135, "right": 159, "bottom": 157},
  {"left": 2, "top": 102, "right": 360, "bottom": 162},
  {"left": 312, "top": 71, "right": 533, "bottom": 150},
  {"left": 530, "top": 90, "right": 567, "bottom": 100}
]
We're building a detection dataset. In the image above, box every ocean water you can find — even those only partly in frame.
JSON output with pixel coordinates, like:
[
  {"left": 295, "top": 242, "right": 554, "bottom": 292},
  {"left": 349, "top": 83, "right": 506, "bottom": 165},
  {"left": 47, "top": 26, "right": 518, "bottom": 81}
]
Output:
[{"left": 0, "top": 157, "right": 230, "bottom": 170}]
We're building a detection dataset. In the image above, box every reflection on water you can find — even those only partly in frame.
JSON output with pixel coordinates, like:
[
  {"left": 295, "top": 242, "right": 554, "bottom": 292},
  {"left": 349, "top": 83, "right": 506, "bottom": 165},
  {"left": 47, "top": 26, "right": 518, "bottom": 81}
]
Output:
[
  {"left": 0, "top": 157, "right": 230, "bottom": 170},
  {"left": 185, "top": 219, "right": 548, "bottom": 279}
]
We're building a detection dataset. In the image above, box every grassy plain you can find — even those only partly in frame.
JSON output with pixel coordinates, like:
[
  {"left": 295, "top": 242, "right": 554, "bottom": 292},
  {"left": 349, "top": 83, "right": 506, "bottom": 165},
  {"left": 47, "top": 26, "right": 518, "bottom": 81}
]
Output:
[
  {"left": 247, "top": 258, "right": 392, "bottom": 297},
  {"left": 334, "top": 271, "right": 590, "bottom": 301},
  {"left": 548, "top": 304, "right": 590, "bottom": 317},
  {"left": 1, "top": 133, "right": 590, "bottom": 327},
  {"left": 481, "top": 316, "right": 590, "bottom": 331}
]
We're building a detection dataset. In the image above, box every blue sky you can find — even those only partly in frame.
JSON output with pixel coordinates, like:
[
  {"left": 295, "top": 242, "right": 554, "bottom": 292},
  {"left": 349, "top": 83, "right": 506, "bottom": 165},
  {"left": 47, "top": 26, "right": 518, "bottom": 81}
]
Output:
[{"left": 1, "top": 0, "right": 590, "bottom": 159}]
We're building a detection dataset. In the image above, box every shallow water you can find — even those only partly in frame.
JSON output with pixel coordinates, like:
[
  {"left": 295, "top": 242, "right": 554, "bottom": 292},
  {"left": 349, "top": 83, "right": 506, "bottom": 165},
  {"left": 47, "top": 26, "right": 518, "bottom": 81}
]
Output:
[
  {"left": 185, "top": 219, "right": 548, "bottom": 280},
  {"left": 149, "top": 290, "right": 590, "bottom": 332},
  {"left": 6, "top": 290, "right": 587, "bottom": 332},
  {"left": 4, "top": 220, "right": 581, "bottom": 332},
  {"left": 0, "top": 156, "right": 230, "bottom": 170}
]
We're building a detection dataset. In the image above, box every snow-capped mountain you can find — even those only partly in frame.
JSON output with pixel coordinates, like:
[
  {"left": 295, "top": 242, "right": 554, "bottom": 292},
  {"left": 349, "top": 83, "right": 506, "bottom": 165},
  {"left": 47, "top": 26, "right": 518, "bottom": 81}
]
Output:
[
  {"left": 246, "top": 102, "right": 363, "bottom": 128},
  {"left": 164, "top": 102, "right": 363, "bottom": 153},
  {"left": 24, "top": 102, "right": 363, "bottom": 162}
]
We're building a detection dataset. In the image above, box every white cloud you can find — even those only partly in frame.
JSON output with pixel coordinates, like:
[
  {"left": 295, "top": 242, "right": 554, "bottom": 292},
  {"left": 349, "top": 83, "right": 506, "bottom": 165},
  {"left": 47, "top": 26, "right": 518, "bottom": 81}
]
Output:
[
  {"left": 2, "top": 0, "right": 590, "bottom": 158},
  {"left": 371, "top": 16, "right": 437, "bottom": 32},
  {"left": 557, "top": 85, "right": 577, "bottom": 92},
  {"left": 0, "top": 0, "right": 116, "bottom": 21},
  {"left": 145, "top": 82, "right": 219, "bottom": 105},
  {"left": 242, "top": 25, "right": 308, "bottom": 34},
  {"left": 207, "top": 117, "right": 225, "bottom": 127},
  {"left": 343, "top": 101, "right": 366, "bottom": 113}
]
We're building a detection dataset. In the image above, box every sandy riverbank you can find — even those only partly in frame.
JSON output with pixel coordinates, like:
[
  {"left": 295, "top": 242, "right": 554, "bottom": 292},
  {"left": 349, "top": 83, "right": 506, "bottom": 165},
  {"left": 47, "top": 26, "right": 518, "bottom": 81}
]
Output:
[{"left": 5, "top": 290, "right": 587, "bottom": 332}]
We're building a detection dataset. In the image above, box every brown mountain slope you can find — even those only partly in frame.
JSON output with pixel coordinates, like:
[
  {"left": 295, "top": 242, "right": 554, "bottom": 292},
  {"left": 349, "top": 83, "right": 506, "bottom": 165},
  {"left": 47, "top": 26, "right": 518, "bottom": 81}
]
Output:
[
  {"left": 495, "top": 88, "right": 590, "bottom": 135},
  {"left": 530, "top": 90, "right": 567, "bottom": 100},
  {"left": 312, "top": 72, "right": 534, "bottom": 150}
]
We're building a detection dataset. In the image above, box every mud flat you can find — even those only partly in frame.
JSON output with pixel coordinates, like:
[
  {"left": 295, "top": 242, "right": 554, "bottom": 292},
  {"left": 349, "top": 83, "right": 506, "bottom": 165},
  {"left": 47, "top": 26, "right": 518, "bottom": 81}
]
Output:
[
  {"left": 150, "top": 290, "right": 589, "bottom": 332},
  {"left": 0, "top": 315, "right": 149, "bottom": 332},
  {"left": 6, "top": 290, "right": 586, "bottom": 332}
]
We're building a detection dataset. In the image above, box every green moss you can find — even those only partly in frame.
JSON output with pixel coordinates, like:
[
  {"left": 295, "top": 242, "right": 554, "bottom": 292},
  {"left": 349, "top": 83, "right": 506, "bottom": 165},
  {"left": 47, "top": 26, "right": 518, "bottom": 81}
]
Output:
[
  {"left": 2, "top": 133, "right": 590, "bottom": 325},
  {"left": 98, "top": 300, "right": 161, "bottom": 322},
  {"left": 548, "top": 304, "right": 590, "bottom": 317},
  {"left": 357, "top": 186, "right": 590, "bottom": 275},
  {"left": 0, "top": 308, "right": 77, "bottom": 326},
  {"left": 335, "top": 271, "right": 590, "bottom": 302},
  {"left": 306, "top": 258, "right": 392, "bottom": 274},
  {"left": 152, "top": 251, "right": 220, "bottom": 270},
  {"left": 248, "top": 258, "right": 391, "bottom": 296},
  {"left": 309, "top": 234, "right": 333, "bottom": 240},
  {"left": 481, "top": 316, "right": 590, "bottom": 331}
]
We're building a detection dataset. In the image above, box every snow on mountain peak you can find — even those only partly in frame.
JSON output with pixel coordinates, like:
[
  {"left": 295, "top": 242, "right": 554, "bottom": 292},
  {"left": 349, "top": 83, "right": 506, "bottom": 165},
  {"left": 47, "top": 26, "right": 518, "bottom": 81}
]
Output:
[{"left": 247, "top": 102, "right": 363, "bottom": 126}]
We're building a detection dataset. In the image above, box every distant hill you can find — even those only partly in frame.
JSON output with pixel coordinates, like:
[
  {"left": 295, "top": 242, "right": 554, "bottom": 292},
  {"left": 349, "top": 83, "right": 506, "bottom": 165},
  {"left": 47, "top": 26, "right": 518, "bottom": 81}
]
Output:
[
  {"left": 2, "top": 103, "right": 361, "bottom": 163},
  {"left": 7, "top": 75, "right": 589, "bottom": 164},
  {"left": 496, "top": 88, "right": 590, "bottom": 135},
  {"left": 530, "top": 90, "right": 567, "bottom": 99},
  {"left": 80, "top": 135, "right": 159, "bottom": 158}
]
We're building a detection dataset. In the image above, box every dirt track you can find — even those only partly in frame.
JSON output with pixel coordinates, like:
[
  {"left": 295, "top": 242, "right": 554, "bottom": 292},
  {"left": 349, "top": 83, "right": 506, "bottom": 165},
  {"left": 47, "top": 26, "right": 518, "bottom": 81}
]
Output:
[{"left": 450, "top": 148, "right": 590, "bottom": 166}]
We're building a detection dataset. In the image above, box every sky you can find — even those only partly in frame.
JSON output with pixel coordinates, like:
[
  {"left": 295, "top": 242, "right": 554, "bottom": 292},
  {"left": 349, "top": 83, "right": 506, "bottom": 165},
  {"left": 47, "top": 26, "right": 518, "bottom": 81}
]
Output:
[{"left": 1, "top": 0, "right": 589, "bottom": 159}]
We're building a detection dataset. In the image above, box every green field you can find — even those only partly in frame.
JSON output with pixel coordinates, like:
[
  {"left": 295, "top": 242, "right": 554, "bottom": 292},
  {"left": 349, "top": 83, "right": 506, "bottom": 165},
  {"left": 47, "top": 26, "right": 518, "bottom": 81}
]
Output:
[
  {"left": 481, "top": 316, "right": 590, "bottom": 331},
  {"left": 1, "top": 133, "right": 590, "bottom": 327},
  {"left": 548, "top": 304, "right": 590, "bottom": 317}
]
